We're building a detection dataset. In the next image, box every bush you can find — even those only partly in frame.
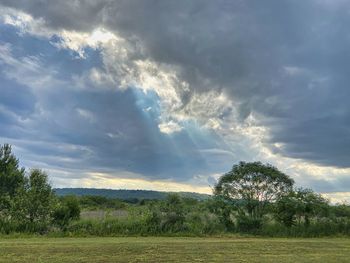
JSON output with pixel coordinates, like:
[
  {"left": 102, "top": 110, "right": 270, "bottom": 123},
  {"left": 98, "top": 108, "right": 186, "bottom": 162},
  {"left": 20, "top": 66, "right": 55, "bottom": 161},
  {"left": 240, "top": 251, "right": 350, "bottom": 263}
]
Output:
[
  {"left": 185, "top": 212, "right": 224, "bottom": 235},
  {"left": 53, "top": 195, "right": 81, "bottom": 230},
  {"left": 236, "top": 215, "right": 263, "bottom": 233}
]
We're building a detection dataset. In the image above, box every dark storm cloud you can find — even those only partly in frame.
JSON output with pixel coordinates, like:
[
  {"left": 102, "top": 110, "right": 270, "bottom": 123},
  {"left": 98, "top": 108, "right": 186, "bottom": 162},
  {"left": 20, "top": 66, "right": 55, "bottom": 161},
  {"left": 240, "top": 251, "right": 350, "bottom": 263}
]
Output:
[
  {"left": 1, "top": 27, "right": 231, "bottom": 181},
  {"left": 0, "top": 0, "right": 108, "bottom": 31},
  {"left": 0, "top": 76, "right": 36, "bottom": 117},
  {"left": 102, "top": 0, "right": 350, "bottom": 168},
  {"left": 1, "top": 0, "right": 349, "bottom": 168},
  {"left": 0, "top": 67, "right": 211, "bottom": 180},
  {"left": 297, "top": 176, "right": 350, "bottom": 194},
  {"left": 115, "top": 0, "right": 350, "bottom": 169}
]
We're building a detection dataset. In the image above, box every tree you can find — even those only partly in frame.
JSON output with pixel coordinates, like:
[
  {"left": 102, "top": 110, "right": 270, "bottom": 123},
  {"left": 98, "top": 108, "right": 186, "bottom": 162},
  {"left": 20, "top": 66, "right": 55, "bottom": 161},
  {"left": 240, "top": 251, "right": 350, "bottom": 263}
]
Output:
[
  {"left": 214, "top": 162, "right": 294, "bottom": 220},
  {"left": 0, "top": 144, "right": 25, "bottom": 197},
  {"left": 274, "top": 188, "right": 329, "bottom": 227},
  {"left": 25, "top": 169, "right": 55, "bottom": 224},
  {"left": 294, "top": 188, "right": 329, "bottom": 226},
  {"left": 53, "top": 195, "right": 80, "bottom": 229},
  {"left": 330, "top": 203, "right": 350, "bottom": 218},
  {"left": 205, "top": 196, "right": 235, "bottom": 231},
  {"left": 161, "top": 194, "right": 186, "bottom": 232},
  {"left": 274, "top": 192, "right": 299, "bottom": 227},
  {"left": 0, "top": 145, "right": 56, "bottom": 232},
  {"left": 0, "top": 144, "right": 26, "bottom": 224}
]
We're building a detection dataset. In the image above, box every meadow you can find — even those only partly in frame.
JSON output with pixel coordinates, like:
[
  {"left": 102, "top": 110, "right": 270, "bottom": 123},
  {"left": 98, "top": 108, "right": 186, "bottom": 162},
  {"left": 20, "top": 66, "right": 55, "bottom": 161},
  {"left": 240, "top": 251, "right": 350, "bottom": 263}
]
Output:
[{"left": 0, "top": 237, "right": 350, "bottom": 263}]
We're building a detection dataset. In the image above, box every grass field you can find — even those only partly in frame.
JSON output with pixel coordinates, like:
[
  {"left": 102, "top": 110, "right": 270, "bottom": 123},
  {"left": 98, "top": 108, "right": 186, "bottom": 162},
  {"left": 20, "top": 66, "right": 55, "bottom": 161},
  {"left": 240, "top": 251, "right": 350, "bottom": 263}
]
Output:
[{"left": 1, "top": 237, "right": 349, "bottom": 262}]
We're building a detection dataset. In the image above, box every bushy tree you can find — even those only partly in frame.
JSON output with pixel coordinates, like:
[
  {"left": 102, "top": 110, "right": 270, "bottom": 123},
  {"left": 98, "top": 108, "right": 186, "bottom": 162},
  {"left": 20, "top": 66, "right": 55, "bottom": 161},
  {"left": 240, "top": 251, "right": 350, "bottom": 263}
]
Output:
[
  {"left": 294, "top": 188, "right": 329, "bottom": 226},
  {"left": 0, "top": 144, "right": 25, "bottom": 197},
  {"left": 0, "top": 144, "right": 57, "bottom": 233},
  {"left": 214, "top": 162, "right": 294, "bottom": 220},
  {"left": 53, "top": 195, "right": 80, "bottom": 229},
  {"left": 205, "top": 196, "right": 235, "bottom": 231},
  {"left": 274, "top": 192, "right": 299, "bottom": 227},
  {"left": 274, "top": 188, "right": 329, "bottom": 227},
  {"left": 0, "top": 144, "right": 26, "bottom": 226},
  {"left": 25, "top": 169, "right": 55, "bottom": 224},
  {"left": 330, "top": 203, "right": 350, "bottom": 218},
  {"left": 160, "top": 194, "right": 186, "bottom": 232}
]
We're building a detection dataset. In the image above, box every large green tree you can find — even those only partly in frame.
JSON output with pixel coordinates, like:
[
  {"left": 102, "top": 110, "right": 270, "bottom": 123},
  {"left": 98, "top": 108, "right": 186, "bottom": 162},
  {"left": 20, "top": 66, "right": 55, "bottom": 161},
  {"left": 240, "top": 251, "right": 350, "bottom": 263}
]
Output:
[
  {"left": 0, "top": 144, "right": 25, "bottom": 197},
  {"left": 274, "top": 188, "right": 329, "bottom": 227},
  {"left": 25, "top": 169, "right": 55, "bottom": 223},
  {"left": 0, "top": 144, "right": 26, "bottom": 223},
  {"left": 214, "top": 162, "right": 294, "bottom": 220},
  {"left": 0, "top": 144, "right": 64, "bottom": 232}
]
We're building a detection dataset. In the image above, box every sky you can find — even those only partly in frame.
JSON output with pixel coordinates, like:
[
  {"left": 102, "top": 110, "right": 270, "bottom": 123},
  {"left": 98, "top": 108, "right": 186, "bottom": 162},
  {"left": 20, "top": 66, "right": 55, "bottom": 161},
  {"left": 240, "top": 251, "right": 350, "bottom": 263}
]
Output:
[{"left": 1, "top": 0, "right": 350, "bottom": 201}]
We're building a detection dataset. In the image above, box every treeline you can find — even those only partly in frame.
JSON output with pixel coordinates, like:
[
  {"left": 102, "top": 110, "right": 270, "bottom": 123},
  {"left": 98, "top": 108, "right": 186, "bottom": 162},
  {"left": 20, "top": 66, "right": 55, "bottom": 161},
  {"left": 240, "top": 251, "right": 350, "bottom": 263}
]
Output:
[
  {"left": 66, "top": 192, "right": 350, "bottom": 237},
  {"left": 55, "top": 188, "right": 209, "bottom": 201},
  {"left": 1, "top": 143, "right": 350, "bottom": 237},
  {"left": 0, "top": 144, "right": 80, "bottom": 233}
]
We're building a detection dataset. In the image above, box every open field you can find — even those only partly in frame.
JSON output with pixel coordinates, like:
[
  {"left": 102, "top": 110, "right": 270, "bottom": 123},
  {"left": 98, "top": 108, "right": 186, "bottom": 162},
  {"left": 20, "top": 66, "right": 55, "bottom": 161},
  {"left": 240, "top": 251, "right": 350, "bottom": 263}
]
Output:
[{"left": 0, "top": 237, "right": 350, "bottom": 262}]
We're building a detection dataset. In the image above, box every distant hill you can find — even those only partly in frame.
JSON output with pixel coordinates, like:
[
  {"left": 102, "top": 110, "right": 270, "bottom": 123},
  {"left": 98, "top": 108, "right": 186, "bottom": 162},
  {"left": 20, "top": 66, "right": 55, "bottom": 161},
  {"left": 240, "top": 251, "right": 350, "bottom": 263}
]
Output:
[{"left": 54, "top": 188, "right": 210, "bottom": 201}]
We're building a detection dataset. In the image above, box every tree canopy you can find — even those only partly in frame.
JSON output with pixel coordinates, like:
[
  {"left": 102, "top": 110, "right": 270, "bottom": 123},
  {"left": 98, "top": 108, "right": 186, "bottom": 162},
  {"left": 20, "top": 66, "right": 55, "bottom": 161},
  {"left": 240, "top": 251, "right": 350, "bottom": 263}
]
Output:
[
  {"left": 0, "top": 144, "right": 80, "bottom": 233},
  {"left": 214, "top": 161, "right": 294, "bottom": 219},
  {"left": 0, "top": 144, "right": 25, "bottom": 197}
]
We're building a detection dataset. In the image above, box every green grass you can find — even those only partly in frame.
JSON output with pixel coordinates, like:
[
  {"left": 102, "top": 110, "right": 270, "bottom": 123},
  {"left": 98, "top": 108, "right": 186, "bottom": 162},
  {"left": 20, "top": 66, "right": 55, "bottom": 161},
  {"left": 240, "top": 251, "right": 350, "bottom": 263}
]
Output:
[{"left": 0, "top": 237, "right": 349, "bottom": 262}]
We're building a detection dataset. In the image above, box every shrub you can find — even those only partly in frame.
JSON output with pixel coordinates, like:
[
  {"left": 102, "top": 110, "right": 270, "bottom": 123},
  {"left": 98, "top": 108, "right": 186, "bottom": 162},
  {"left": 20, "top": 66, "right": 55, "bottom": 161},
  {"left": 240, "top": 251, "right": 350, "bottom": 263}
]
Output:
[
  {"left": 53, "top": 195, "right": 81, "bottom": 230},
  {"left": 236, "top": 214, "right": 263, "bottom": 233}
]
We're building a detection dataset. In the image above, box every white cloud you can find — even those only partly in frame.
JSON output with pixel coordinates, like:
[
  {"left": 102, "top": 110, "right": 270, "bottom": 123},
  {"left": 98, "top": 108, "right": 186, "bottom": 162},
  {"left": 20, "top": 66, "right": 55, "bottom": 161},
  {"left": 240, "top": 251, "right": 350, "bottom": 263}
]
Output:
[
  {"left": 0, "top": 6, "right": 49, "bottom": 36},
  {"left": 52, "top": 28, "right": 118, "bottom": 58},
  {"left": 322, "top": 192, "right": 350, "bottom": 204},
  {"left": 158, "top": 120, "right": 183, "bottom": 134},
  {"left": 76, "top": 108, "right": 95, "bottom": 123},
  {"left": 0, "top": 43, "right": 63, "bottom": 91}
]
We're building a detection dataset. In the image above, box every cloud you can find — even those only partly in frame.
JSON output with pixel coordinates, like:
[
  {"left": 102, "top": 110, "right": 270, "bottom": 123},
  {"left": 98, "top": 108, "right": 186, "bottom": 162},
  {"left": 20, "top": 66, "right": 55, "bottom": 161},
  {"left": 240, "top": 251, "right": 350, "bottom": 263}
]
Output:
[
  {"left": 1, "top": 1, "right": 350, "bottom": 198},
  {"left": 76, "top": 108, "right": 96, "bottom": 123},
  {"left": 158, "top": 121, "right": 183, "bottom": 135},
  {"left": 0, "top": 30, "right": 236, "bottom": 186},
  {"left": 52, "top": 170, "right": 211, "bottom": 194}
]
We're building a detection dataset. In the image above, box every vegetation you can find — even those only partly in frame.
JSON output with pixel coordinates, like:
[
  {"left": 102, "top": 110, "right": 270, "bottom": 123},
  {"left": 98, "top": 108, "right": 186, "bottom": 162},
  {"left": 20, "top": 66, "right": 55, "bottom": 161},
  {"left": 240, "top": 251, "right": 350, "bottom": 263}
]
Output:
[
  {"left": 0, "top": 144, "right": 78, "bottom": 234},
  {"left": 1, "top": 237, "right": 350, "bottom": 262},
  {"left": 1, "top": 143, "right": 350, "bottom": 237},
  {"left": 214, "top": 162, "right": 294, "bottom": 231},
  {"left": 54, "top": 188, "right": 209, "bottom": 201}
]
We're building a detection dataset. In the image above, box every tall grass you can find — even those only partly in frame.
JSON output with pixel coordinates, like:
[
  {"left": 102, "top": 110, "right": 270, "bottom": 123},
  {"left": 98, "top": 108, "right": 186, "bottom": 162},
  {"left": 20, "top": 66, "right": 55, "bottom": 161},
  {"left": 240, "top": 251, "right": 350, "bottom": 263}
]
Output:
[
  {"left": 65, "top": 210, "right": 225, "bottom": 236},
  {"left": 260, "top": 220, "right": 350, "bottom": 237}
]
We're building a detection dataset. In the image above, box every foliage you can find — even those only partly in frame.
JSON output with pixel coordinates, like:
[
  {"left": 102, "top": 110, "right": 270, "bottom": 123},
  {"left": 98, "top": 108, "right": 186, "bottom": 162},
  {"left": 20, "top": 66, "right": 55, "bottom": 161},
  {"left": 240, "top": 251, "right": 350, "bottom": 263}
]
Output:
[
  {"left": 214, "top": 162, "right": 294, "bottom": 220},
  {"left": 274, "top": 188, "right": 329, "bottom": 227},
  {"left": 330, "top": 203, "right": 350, "bottom": 218},
  {"left": 0, "top": 144, "right": 80, "bottom": 234},
  {"left": 77, "top": 195, "right": 127, "bottom": 210},
  {"left": 55, "top": 188, "right": 209, "bottom": 201},
  {"left": 53, "top": 195, "right": 81, "bottom": 229},
  {"left": 205, "top": 196, "right": 235, "bottom": 231},
  {"left": 1, "top": 146, "right": 350, "bottom": 237},
  {"left": 236, "top": 214, "right": 263, "bottom": 233},
  {"left": 25, "top": 169, "right": 55, "bottom": 224},
  {"left": 0, "top": 144, "right": 25, "bottom": 197}
]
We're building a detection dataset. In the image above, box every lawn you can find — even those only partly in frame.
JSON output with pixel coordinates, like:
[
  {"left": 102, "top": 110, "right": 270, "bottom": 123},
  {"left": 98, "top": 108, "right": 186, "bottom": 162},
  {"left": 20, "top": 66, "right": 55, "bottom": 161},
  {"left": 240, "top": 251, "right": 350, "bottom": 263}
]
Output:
[{"left": 0, "top": 237, "right": 349, "bottom": 262}]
